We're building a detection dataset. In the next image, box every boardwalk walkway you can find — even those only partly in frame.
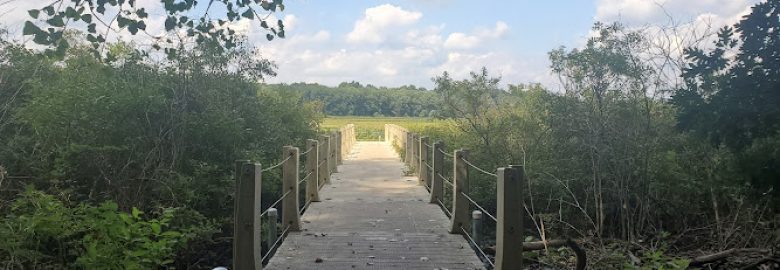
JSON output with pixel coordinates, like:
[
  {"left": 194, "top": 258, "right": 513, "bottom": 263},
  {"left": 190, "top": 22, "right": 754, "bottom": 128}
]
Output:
[{"left": 265, "top": 141, "right": 485, "bottom": 270}]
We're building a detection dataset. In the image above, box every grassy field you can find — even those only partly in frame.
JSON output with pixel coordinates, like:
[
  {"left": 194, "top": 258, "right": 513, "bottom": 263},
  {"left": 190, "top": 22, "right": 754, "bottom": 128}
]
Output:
[{"left": 321, "top": 116, "right": 449, "bottom": 141}]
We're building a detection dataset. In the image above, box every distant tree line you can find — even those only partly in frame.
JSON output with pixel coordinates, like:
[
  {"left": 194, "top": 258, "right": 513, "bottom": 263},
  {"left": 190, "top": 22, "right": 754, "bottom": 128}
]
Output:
[{"left": 264, "top": 81, "right": 441, "bottom": 117}]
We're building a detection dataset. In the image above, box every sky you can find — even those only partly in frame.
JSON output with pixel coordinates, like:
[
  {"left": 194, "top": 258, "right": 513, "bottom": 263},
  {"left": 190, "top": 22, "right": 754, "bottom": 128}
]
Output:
[{"left": 0, "top": 0, "right": 761, "bottom": 89}]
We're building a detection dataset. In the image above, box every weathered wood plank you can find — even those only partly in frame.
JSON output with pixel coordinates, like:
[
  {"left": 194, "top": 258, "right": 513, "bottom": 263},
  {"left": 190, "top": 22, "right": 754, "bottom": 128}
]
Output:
[{"left": 265, "top": 142, "right": 484, "bottom": 270}]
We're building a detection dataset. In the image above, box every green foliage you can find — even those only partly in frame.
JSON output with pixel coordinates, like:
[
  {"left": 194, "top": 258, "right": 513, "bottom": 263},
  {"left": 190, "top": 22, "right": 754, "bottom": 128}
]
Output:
[
  {"left": 0, "top": 188, "right": 195, "bottom": 269},
  {"left": 0, "top": 32, "right": 317, "bottom": 267},
  {"left": 672, "top": 0, "right": 779, "bottom": 193},
  {"left": 23, "top": 0, "right": 287, "bottom": 57},
  {"left": 626, "top": 249, "right": 690, "bottom": 270},
  {"left": 418, "top": 16, "right": 777, "bottom": 268},
  {"left": 265, "top": 82, "right": 439, "bottom": 117}
]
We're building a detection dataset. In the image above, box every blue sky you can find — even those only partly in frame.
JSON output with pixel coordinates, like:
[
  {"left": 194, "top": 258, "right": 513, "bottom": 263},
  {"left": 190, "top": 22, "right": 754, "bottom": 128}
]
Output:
[{"left": 1, "top": 0, "right": 760, "bottom": 89}]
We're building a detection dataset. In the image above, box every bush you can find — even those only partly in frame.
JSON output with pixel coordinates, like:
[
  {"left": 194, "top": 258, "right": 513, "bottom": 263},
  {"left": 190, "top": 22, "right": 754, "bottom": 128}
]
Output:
[{"left": 0, "top": 188, "right": 196, "bottom": 269}]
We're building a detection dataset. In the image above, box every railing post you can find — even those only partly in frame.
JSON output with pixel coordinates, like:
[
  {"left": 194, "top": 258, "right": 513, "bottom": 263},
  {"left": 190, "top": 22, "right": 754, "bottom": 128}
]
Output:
[
  {"left": 411, "top": 133, "right": 418, "bottom": 174},
  {"left": 281, "top": 146, "right": 300, "bottom": 231},
  {"left": 330, "top": 132, "right": 338, "bottom": 173},
  {"left": 336, "top": 130, "right": 343, "bottom": 166},
  {"left": 450, "top": 149, "right": 469, "bottom": 234},
  {"left": 419, "top": 136, "right": 430, "bottom": 187},
  {"left": 306, "top": 139, "right": 320, "bottom": 202},
  {"left": 384, "top": 124, "right": 389, "bottom": 143},
  {"left": 472, "top": 210, "right": 483, "bottom": 247},
  {"left": 318, "top": 135, "right": 329, "bottom": 187},
  {"left": 496, "top": 166, "right": 524, "bottom": 270},
  {"left": 233, "top": 160, "right": 262, "bottom": 270},
  {"left": 430, "top": 141, "right": 444, "bottom": 204},
  {"left": 265, "top": 207, "right": 278, "bottom": 260}
]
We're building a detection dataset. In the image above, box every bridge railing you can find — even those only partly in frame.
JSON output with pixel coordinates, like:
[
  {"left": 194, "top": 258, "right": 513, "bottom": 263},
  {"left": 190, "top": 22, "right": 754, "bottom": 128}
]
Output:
[
  {"left": 384, "top": 124, "right": 524, "bottom": 270},
  {"left": 233, "top": 124, "right": 356, "bottom": 270}
]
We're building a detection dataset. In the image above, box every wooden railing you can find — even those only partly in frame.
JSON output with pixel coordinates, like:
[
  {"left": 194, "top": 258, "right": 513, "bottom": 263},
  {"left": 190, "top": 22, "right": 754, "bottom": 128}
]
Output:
[
  {"left": 233, "top": 124, "right": 356, "bottom": 270},
  {"left": 384, "top": 124, "right": 524, "bottom": 270}
]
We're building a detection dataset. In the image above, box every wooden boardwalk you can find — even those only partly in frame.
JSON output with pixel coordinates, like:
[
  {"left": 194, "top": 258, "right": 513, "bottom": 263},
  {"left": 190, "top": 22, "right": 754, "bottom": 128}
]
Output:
[{"left": 265, "top": 141, "right": 485, "bottom": 270}]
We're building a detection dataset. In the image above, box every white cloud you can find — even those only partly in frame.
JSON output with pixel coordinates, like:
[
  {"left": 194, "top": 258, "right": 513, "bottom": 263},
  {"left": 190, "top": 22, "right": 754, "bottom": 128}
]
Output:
[
  {"left": 283, "top": 14, "right": 298, "bottom": 31},
  {"left": 444, "top": 33, "right": 480, "bottom": 50},
  {"left": 595, "top": 0, "right": 757, "bottom": 25},
  {"left": 444, "top": 20, "right": 510, "bottom": 50},
  {"left": 346, "top": 4, "right": 422, "bottom": 44}
]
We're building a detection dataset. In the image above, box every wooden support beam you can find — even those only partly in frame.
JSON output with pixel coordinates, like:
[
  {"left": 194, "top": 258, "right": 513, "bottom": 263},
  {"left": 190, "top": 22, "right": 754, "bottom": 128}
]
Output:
[
  {"left": 330, "top": 132, "right": 338, "bottom": 173},
  {"left": 281, "top": 146, "right": 300, "bottom": 231},
  {"left": 306, "top": 139, "right": 320, "bottom": 202},
  {"left": 336, "top": 130, "right": 343, "bottom": 166},
  {"left": 419, "top": 136, "right": 430, "bottom": 187},
  {"left": 318, "top": 135, "right": 330, "bottom": 186},
  {"left": 495, "top": 166, "right": 524, "bottom": 270},
  {"left": 430, "top": 141, "right": 444, "bottom": 204},
  {"left": 450, "top": 149, "right": 470, "bottom": 234},
  {"left": 233, "top": 160, "right": 262, "bottom": 270}
]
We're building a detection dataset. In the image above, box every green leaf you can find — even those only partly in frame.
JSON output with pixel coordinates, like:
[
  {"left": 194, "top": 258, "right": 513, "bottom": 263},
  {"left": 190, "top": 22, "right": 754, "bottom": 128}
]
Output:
[
  {"left": 88, "top": 23, "right": 97, "bottom": 33},
  {"left": 242, "top": 9, "right": 254, "bottom": 19},
  {"left": 28, "top": 9, "right": 40, "bottom": 19},
  {"left": 266, "top": 33, "right": 274, "bottom": 41},
  {"left": 82, "top": 14, "right": 93, "bottom": 23},
  {"left": 43, "top": 6, "right": 55, "bottom": 16},
  {"left": 47, "top": 15, "right": 64, "bottom": 27},
  {"left": 136, "top": 8, "right": 148, "bottom": 18},
  {"left": 260, "top": 20, "right": 268, "bottom": 29},
  {"left": 23, "top": 21, "right": 41, "bottom": 35},
  {"left": 164, "top": 16, "right": 176, "bottom": 31},
  {"left": 65, "top": 7, "right": 78, "bottom": 18},
  {"left": 128, "top": 23, "right": 138, "bottom": 34},
  {"left": 117, "top": 16, "right": 130, "bottom": 28},
  {"left": 151, "top": 223, "right": 161, "bottom": 234},
  {"left": 131, "top": 207, "right": 143, "bottom": 219},
  {"left": 137, "top": 20, "right": 146, "bottom": 30}
]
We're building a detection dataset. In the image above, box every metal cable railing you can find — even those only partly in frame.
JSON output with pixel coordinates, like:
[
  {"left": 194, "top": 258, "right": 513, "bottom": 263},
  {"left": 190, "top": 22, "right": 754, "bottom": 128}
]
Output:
[
  {"left": 260, "top": 190, "right": 292, "bottom": 218},
  {"left": 461, "top": 191, "right": 498, "bottom": 222},
  {"left": 300, "top": 146, "right": 315, "bottom": 156},
  {"left": 389, "top": 127, "right": 535, "bottom": 270},
  {"left": 460, "top": 226, "right": 495, "bottom": 268},
  {"left": 262, "top": 155, "right": 292, "bottom": 172},
  {"left": 437, "top": 198, "right": 452, "bottom": 217},
  {"left": 261, "top": 224, "right": 292, "bottom": 262},
  {"left": 438, "top": 147, "right": 454, "bottom": 158},
  {"left": 299, "top": 171, "right": 312, "bottom": 185},
  {"left": 437, "top": 172, "right": 453, "bottom": 185},
  {"left": 462, "top": 158, "right": 497, "bottom": 177},
  {"left": 299, "top": 200, "right": 312, "bottom": 215}
]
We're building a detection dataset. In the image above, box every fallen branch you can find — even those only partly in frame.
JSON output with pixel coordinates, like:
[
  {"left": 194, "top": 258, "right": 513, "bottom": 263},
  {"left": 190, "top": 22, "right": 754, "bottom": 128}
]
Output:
[
  {"left": 485, "top": 239, "right": 586, "bottom": 270},
  {"left": 688, "top": 248, "right": 771, "bottom": 267}
]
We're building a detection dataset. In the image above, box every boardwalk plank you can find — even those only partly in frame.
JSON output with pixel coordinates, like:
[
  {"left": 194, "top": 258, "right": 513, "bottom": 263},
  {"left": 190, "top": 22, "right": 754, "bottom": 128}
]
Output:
[{"left": 265, "top": 142, "right": 485, "bottom": 270}]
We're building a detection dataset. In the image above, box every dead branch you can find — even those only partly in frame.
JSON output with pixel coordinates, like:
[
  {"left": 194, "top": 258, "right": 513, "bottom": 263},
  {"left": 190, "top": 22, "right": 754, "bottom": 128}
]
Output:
[{"left": 688, "top": 248, "right": 771, "bottom": 267}]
